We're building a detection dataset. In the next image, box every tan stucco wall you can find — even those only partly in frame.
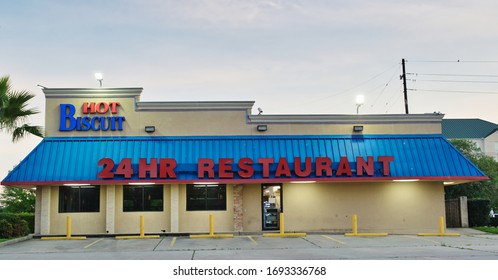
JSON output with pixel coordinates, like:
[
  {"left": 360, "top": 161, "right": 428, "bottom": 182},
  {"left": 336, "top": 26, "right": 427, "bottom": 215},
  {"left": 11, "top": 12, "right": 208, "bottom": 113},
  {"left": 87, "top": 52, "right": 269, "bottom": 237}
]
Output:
[
  {"left": 42, "top": 181, "right": 445, "bottom": 234},
  {"left": 45, "top": 95, "right": 442, "bottom": 137},
  {"left": 45, "top": 97, "right": 251, "bottom": 137},
  {"left": 49, "top": 186, "right": 107, "bottom": 234},
  {"left": 178, "top": 184, "right": 234, "bottom": 233},
  {"left": 281, "top": 181, "right": 445, "bottom": 234},
  {"left": 253, "top": 123, "right": 441, "bottom": 136},
  {"left": 114, "top": 184, "right": 171, "bottom": 234},
  {"left": 242, "top": 184, "right": 263, "bottom": 232}
]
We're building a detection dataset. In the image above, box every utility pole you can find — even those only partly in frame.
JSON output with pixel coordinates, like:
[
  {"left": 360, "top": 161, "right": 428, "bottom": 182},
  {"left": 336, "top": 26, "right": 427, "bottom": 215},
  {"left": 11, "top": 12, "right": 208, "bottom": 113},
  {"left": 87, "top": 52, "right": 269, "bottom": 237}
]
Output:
[{"left": 401, "top": 58, "right": 409, "bottom": 114}]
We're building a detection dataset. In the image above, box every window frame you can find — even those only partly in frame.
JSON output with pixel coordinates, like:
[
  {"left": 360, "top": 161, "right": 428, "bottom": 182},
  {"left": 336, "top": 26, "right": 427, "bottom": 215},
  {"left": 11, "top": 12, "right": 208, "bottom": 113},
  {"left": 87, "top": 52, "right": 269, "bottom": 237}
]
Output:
[
  {"left": 58, "top": 185, "right": 100, "bottom": 213},
  {"left": 186, "top": 184, "right": 227, "bottom": 211},
  {"left": 123, "top": 185, "right": 164, "bottom": 212}
]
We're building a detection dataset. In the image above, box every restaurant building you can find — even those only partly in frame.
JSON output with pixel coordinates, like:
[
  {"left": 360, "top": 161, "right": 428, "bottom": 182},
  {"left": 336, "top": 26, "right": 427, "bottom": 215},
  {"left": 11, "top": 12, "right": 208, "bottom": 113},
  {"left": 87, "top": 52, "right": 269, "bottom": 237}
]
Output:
[{"left": 1, "top": 87, "right": 488, "bottom": 236}]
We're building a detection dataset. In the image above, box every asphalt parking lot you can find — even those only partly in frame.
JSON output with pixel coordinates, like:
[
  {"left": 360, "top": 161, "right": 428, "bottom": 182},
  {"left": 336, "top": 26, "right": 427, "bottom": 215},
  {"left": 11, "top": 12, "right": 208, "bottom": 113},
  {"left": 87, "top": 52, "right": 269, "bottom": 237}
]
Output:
[{"left": 1, "top": 229, "right": 498, "bottom": 260}]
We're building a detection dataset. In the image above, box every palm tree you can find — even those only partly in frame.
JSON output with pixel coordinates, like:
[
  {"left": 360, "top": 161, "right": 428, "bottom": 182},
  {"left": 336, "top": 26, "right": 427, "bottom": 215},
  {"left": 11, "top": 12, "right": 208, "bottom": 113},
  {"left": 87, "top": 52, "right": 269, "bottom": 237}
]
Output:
[{"left": 0, "top": 75, "right": 43, "bottom": 142}]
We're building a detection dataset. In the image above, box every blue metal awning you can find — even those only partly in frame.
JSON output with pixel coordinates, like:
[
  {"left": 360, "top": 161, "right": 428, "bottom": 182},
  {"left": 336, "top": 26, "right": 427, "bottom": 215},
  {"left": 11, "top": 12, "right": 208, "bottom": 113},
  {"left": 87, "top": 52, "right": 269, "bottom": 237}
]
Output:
[{"left": 1, "top": 134, "right": 488, "bottom": 186}]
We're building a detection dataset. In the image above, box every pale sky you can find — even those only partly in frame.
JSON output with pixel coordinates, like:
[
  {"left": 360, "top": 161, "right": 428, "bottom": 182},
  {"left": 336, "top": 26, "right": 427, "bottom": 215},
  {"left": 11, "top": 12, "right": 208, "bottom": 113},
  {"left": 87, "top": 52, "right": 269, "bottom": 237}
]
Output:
[{"left": 2, "top": 0, "right": 498, "bottom": 183}]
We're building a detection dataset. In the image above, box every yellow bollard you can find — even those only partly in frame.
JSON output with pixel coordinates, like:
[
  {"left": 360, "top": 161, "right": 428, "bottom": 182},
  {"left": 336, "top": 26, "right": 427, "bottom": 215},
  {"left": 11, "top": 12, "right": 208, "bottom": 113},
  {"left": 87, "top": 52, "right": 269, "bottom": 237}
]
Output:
[
  {"left": 116, "top": 215, "right": 160, "bottom": 239},
  {"left": 417, "top": 216, "right": 460, "bottom": 236},
  {"left": 209, "top": 214, "right": 215, "bottom": 236},
  {"left": 190, "top": 214, "right": 234, "bottom": 238},
  {"left": 41, "top": 215, "right": 86, "bottom": 240},
  {"left": 352, "top": 214, "right": 358, "bottom": 235},
  {"left": 439, "top": 216, "right": 445, "bottom": 234},
  {"left": 263, "top": 212, "right": 306, "bottom": 237},
  {"left": 345, "top": 214, "right": 388, "bottom": 237},
  {"left": 140, "top": 215, "right": 145, "bottom": 237},
  {"left": 279, "top": 213, "right": 285, "bottom": 235},
  {"left": 66, "top": 216, "right": 72, "bottom": 238}
]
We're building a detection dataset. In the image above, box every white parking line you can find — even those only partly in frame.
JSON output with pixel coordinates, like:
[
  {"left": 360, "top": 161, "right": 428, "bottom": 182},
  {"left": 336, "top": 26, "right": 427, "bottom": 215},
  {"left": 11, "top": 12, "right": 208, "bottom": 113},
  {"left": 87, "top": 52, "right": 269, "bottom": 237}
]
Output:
[
  {"left": 321, "top": 235, "right": 346, "bottom": 245},
  {"left": 170, "top": 237, "right": 177, "bottom": 247},
  {"left": 247, "top": 236, "right": 258, "bottom": 245},
  {"left": 83, "top": 238, "right": 103, "bottom": 249}
]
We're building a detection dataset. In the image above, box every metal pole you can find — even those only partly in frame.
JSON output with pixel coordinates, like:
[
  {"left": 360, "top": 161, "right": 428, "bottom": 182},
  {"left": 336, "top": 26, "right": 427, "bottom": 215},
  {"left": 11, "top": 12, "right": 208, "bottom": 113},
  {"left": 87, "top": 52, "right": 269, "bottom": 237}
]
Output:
[{"left": 402, "top": 58, "right": 409, "bottom": 114}]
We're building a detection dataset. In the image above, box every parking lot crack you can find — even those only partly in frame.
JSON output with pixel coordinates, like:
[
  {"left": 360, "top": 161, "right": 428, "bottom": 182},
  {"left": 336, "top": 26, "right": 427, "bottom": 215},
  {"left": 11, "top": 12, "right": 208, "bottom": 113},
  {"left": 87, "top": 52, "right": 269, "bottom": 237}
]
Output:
[{"left": 302, "top": 237, "right": 322, "bottom": 248}]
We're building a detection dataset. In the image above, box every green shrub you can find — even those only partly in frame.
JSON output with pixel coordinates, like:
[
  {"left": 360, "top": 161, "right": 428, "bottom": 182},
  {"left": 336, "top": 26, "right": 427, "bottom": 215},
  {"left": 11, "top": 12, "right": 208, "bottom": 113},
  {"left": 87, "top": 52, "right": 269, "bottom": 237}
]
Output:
[
  {"left": 468, "top": 199, "right": 491, "bottom": 227},
  {"left": 0, "top": 220, "right": 13, "bottom": 238},
  {"left": 0, "top": 212, "right": 34, "bottom": 238},
  {"left": 18, "top": 213, "right": 35, "bottom": 233}
]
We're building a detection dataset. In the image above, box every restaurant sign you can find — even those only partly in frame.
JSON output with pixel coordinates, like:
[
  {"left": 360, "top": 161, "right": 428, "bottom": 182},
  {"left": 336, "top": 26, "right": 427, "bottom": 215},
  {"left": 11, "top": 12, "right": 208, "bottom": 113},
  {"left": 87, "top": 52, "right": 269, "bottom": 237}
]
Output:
[
  {"left": 97, "top": 156, "right": 394, "bottom": 180},
  {"left": 59, "top": 102, "right": 125, "bottom": 131}
]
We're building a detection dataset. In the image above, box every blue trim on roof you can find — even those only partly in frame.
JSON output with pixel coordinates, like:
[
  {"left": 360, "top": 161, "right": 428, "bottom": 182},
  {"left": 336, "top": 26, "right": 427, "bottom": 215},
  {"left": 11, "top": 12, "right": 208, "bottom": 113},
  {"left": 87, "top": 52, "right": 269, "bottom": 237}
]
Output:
[{"left": 1, "top": 134, "right": 488, "bottom": 185}]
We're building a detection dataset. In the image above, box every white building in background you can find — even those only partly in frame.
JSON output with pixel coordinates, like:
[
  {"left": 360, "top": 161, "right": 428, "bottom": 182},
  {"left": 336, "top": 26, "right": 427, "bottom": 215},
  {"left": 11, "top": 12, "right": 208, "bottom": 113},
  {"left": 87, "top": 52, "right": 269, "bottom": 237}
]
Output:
[{"left": 442, "top": 119, "right": 498, "bottom": 161}]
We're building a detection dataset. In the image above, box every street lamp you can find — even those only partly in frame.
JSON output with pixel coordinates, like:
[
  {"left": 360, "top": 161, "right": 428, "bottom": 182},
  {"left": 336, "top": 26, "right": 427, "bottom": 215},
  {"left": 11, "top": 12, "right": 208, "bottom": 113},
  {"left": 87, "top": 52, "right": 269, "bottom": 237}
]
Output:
[
  {"left": 95, "top": 73, "right": 103, "bottom": 87},
  {"left": 355, "top": 95, "right": 364, "bottom": 114}
]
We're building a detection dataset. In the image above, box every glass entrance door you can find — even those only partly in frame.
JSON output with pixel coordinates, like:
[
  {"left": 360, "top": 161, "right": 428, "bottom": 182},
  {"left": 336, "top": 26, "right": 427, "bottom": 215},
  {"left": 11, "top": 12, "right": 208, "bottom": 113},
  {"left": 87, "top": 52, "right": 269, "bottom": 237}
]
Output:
[{"left": 262, "top": 184, "right": 282, "bottom": 230}]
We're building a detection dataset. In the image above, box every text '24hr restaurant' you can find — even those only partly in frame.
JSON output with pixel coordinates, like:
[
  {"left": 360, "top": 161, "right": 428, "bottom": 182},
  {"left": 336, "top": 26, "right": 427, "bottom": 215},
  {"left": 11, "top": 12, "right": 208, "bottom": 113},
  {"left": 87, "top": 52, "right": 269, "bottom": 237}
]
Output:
[{"left": 1, "top": 87, "right": 487, "bottom": 236}]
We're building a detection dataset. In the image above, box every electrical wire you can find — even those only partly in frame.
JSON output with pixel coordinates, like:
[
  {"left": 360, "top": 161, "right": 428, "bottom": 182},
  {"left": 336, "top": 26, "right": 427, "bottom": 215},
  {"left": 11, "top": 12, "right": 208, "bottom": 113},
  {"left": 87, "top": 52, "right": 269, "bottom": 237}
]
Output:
[
  {"left": 370, "top": 68, "right": 398, "bottom": 110},
  {"left": 413, "top": 79, "right": 498, "bottom": 84},
  {"left": 409, "top": 89, "right": 498, "bottom": 95},
  {"left": 301, "top": 63, "right": 399, "bottom": 105},
  {"left": 407, "top": 73, "right": 498, "bottom": 78},
  {"left": 407, "top": 60, "right": 498, "bottom": 63}
]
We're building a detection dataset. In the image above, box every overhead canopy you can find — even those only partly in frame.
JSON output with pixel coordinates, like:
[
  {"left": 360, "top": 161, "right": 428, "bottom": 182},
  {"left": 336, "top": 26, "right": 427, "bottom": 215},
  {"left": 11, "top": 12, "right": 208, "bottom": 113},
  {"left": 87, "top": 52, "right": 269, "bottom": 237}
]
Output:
[{"left": 1, "top": 134, "right": 488, "bottom": 186}]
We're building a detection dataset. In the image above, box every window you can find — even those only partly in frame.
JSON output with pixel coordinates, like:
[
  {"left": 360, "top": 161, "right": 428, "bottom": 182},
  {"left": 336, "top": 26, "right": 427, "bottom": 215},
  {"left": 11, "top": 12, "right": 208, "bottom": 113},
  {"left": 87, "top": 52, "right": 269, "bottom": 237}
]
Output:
[
  {"left": 187, "top": 184, "right": 226, "bottom": 211},
  {"left": 59, "top": 186, "right": 100, "bottom": 213},
  {"left": 123, "top": 185, "right": 163, "bottom": 212}
]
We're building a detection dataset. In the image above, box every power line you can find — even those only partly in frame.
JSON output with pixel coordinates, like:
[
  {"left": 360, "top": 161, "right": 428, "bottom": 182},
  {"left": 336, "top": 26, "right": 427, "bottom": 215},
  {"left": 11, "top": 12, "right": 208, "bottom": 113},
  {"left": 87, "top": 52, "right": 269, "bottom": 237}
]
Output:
[
  {"left": 301, "top": 63, "right": 399, "bottom": 105},
  {"left": 408, "top": 89, "right": 498, "bottom": 95},
  {"left": 370, "top": 69, "right": 398, "bottom": 109},
  {"left": 410, "top": 79, "right": 498, "bottom": 84},
  {"left": 407, "top": 73, "right": 498, "bottom": 78},
  {"left": 407, "top": 60, "right": 498, "bottom": 63}
]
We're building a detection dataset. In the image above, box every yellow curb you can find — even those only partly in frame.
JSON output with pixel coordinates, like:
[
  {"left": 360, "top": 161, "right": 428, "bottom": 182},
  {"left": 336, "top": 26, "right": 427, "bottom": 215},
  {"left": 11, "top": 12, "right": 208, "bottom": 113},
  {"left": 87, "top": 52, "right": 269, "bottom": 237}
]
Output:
[
  {"left": 189, "top": 234, "right": 234, "bottom": 239},
  {"left": 344, "top": 233, "right": 388, "bottom": 237},
  {"left": 115, "top": 235, "right": 160, "bottom": 239},
  {"left": 262, "top": 233, "right": 306, "bottom": 237},
  {"left": 41, "top": 236, "right": 87, "bottom": 240}
]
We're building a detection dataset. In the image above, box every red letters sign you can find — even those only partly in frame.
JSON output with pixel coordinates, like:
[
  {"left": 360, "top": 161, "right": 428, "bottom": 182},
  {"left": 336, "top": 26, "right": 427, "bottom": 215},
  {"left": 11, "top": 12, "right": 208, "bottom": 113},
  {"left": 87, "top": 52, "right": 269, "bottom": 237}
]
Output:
[{"left": 97, "top": 156, "right": 394, "bottom": 180}]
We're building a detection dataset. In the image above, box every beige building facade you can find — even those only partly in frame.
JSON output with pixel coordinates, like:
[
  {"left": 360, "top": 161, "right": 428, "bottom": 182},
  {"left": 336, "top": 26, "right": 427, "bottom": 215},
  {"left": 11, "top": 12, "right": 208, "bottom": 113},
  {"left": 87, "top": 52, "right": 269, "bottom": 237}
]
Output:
[{"left": 2, "top": 88, "right": 488, "bottom": 235}]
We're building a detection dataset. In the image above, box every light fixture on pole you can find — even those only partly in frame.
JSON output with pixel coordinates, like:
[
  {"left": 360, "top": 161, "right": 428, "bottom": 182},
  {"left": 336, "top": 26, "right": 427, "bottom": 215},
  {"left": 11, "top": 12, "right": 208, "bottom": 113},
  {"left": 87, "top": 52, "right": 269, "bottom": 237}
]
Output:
[
  {"left": 95, "top": 73, "right": 103, "bottom": 87},
  {"left": 355, "top": 95, "right": 364, "bottom": 114}
]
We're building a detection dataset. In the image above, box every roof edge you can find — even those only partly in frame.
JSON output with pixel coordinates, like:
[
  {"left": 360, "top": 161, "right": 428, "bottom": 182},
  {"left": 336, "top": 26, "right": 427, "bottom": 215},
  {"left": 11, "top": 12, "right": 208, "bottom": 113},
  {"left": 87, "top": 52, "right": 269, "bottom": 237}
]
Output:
[
  {"left": 2, "top": 176, "right": 489, "bottom": 187},
  {"left": 43, "top": 88, "right": 143, "bottom": 98},
  {"left": 249, "top": 113, "right": 444, "bottom": 124},
  {"left": 136, "top": 101, "right": 255, "bottom": 111}
]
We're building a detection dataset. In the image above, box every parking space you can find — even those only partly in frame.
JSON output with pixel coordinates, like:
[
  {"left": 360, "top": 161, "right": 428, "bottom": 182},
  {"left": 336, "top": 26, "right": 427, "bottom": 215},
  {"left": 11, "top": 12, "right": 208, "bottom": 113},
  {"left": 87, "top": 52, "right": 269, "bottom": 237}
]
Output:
[{"left": 1, "top": 230, "right": 498, "bottom": 260}]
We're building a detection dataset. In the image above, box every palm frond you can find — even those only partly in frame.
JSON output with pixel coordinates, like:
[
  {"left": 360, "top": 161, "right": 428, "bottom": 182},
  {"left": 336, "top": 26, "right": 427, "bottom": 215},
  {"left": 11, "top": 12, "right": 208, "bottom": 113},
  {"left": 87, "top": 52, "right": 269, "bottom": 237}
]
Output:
[
  {"left": 12, "top": 124, "right": 44, "bottom": 142},
  {"left": 0, "top": 75, "right": 44, "bottom": 142}
]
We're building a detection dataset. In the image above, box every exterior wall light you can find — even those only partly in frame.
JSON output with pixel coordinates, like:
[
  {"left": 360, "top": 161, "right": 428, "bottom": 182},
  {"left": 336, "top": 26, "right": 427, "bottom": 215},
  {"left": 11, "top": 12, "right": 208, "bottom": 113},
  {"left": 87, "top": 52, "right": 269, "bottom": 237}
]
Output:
[
  {"left": 257, "top": 125, "right": 268, "bottom": 132},
  {"left": 353, "top": 125, "right": 364, "bottom": 132},
  {"left": 145, "top": 126, "right": 155, "bottom": 133}
]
